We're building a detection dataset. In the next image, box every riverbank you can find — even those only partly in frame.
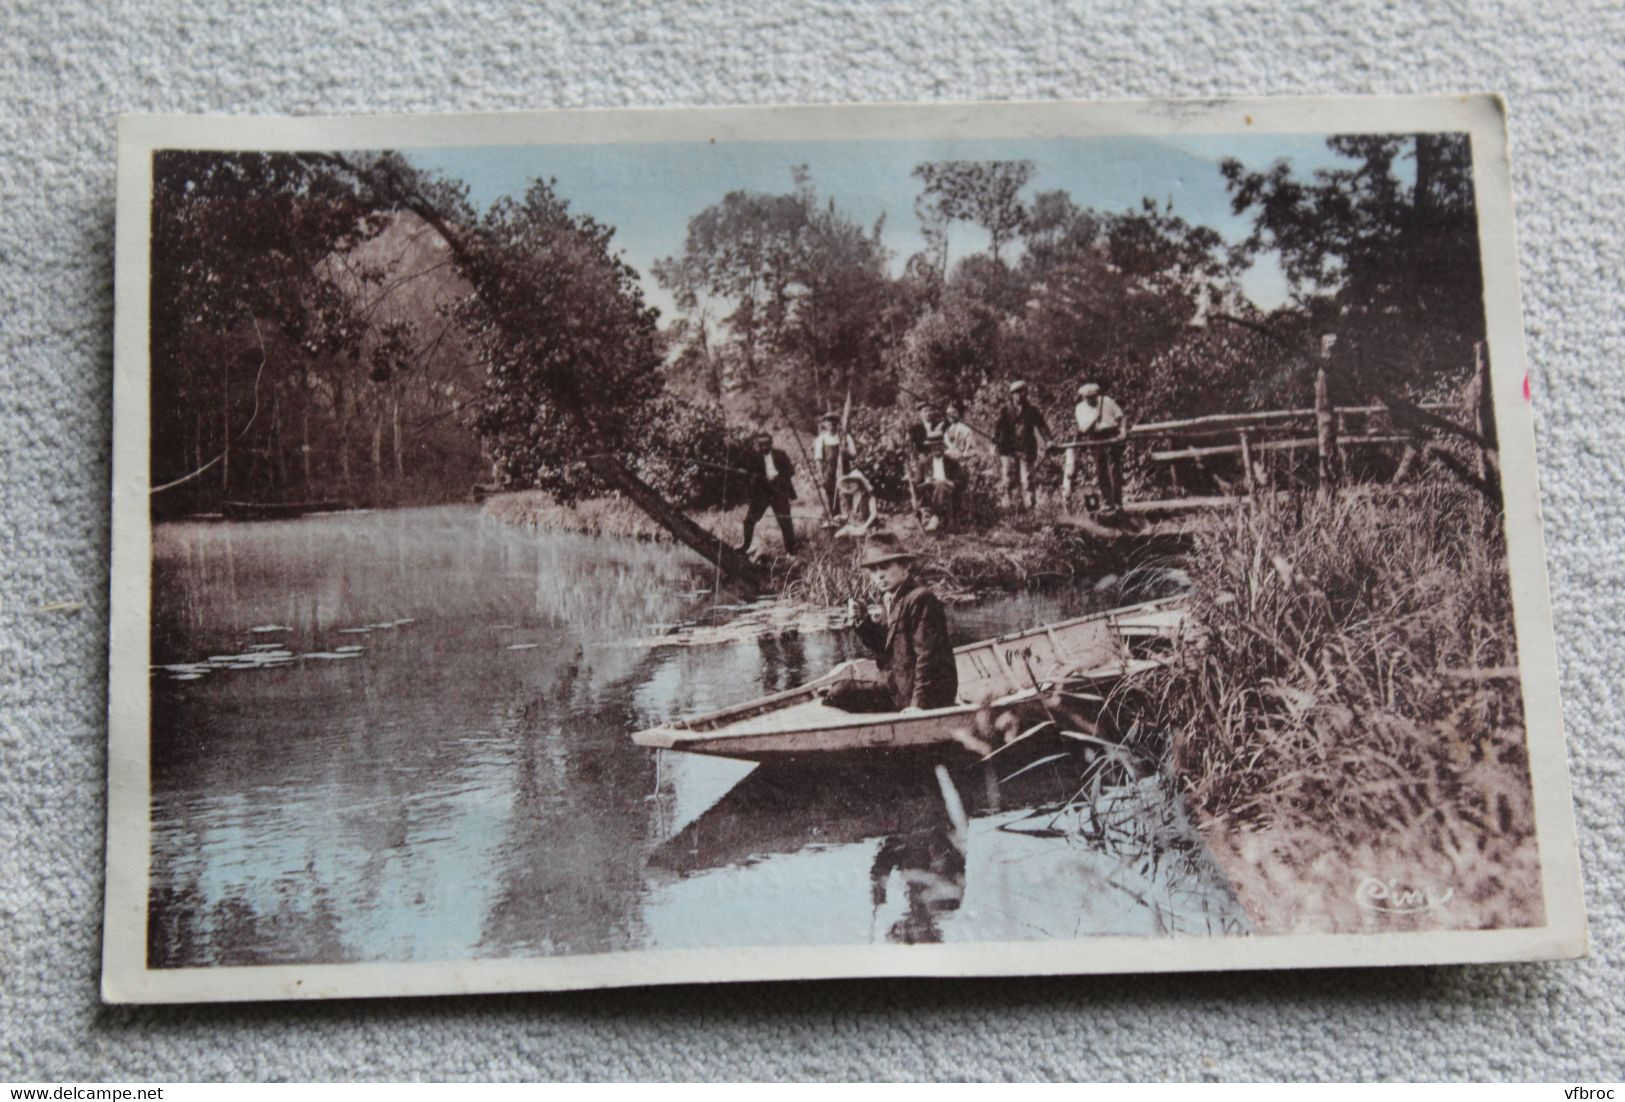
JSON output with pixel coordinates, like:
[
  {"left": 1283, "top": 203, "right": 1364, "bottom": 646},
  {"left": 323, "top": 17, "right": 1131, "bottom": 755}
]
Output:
[
  {"left": 484, "top": 488, "right": 1181, "bottom": 611},
  {"left": 1144, "top": 485, "right": 1542, "bottom": 934},
  {"left": 486, "top": 484, "right": 1540, "bottom": 936}
]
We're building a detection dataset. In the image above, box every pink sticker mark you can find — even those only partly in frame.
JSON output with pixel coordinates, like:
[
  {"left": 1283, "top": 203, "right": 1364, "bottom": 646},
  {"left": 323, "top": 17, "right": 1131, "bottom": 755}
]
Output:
[{"left": 1523, "top": 372, "right": 1531, "bottom": 402}]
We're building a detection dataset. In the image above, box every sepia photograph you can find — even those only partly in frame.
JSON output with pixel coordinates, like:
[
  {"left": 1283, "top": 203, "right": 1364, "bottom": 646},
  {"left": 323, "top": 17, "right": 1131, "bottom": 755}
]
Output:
[{"left": 103, "top": 97, "right": 1585, "bottom": 1002}]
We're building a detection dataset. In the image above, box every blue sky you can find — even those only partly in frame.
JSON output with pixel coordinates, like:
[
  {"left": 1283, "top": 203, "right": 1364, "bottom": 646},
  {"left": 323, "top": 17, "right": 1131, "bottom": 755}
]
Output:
[{"left": 407, "top": 133, "right": 1382, "bottom": 319}]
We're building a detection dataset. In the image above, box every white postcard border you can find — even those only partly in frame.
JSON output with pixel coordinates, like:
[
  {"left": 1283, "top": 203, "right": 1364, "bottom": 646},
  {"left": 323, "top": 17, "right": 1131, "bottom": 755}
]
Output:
[{"left": 104, "top": 95, "right": 1587, "bottom": 1004}]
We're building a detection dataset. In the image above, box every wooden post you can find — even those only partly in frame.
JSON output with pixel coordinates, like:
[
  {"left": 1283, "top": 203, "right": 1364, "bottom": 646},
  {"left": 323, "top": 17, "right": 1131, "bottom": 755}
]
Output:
[
  {"left": 1315, "top": 365, "right": 1339, "bottom": 491},
  {"left": 585, "top": 454, "right": 763, "bottom": 592},
  {"left": 1238, "top": 429, "right": 1255, "bottom": 494}
]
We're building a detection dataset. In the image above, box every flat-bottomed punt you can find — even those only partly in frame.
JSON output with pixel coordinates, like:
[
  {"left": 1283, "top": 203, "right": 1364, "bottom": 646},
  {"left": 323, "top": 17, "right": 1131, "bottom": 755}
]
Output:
[{"left": 631, "top": 597, "right": 1187, "bottom": 763}]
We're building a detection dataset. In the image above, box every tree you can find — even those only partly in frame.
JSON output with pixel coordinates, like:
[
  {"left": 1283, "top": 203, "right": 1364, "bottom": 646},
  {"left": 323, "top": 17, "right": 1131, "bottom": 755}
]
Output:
[
  {"left": 318, "top": 153, "right": 765, "bottom": 585},
  {"left": 911, "top": 160, "right": 1034, "bottom": 266},
  {"left": 1221, "top": 133, "right": 1486, "bottom": 399},
  {"left": 655, "top": 171, "right": 892, "bottom": 421},
  {"left": 149, "top": 151, "right": 386, "bottom": 509},
  {"left": 449, "top": 178, "right": 666, "bottom": 500}
]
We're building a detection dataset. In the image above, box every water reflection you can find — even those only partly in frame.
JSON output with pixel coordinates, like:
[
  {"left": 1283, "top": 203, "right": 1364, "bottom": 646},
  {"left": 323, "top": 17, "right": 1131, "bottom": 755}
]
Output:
[{"left": 148, "top": 504, "right": 1242, "bottom": 969}]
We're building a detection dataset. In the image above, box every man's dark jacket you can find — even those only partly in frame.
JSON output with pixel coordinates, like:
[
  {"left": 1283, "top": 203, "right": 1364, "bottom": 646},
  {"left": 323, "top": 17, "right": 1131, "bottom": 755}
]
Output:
[
  {"left": 993, "top": 402, "right": 1051, "bottom": 460},
  {"left": 854, "top": 578, "right": 959, "bottom": 709},
  {"left": 746, "top": 448, "right": 797, "bottom": 501}
]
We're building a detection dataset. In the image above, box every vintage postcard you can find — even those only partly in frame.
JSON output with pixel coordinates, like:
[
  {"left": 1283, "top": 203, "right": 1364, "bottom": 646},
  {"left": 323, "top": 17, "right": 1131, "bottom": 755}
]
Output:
[{"left": 105, "top": 96, "right": 1586, "bottom": 1002}]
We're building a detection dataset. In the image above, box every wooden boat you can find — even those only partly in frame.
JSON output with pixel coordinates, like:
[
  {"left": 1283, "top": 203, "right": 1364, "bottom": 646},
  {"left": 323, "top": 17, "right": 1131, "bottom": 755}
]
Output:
[{"left": 631, "top": 597, "right": 1188, "bottom": 763}]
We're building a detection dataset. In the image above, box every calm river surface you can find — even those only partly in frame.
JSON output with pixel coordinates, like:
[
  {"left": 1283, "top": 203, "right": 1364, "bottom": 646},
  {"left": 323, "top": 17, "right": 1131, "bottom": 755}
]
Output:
[{"left": 148, "top": 504, "right": 1242, "bottom": 967}]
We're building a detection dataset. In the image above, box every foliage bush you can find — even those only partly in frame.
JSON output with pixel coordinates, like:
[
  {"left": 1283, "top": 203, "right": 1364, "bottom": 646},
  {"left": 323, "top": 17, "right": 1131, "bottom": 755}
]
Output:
[{"left": 1145, "top": 485, "right": 1540, "bottom": 932}]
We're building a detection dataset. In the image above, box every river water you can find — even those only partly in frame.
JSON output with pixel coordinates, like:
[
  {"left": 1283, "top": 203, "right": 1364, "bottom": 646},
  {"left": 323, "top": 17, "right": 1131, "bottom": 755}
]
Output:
[{"left": 147, "top": 504, "right": 1243, "bottom": 968}]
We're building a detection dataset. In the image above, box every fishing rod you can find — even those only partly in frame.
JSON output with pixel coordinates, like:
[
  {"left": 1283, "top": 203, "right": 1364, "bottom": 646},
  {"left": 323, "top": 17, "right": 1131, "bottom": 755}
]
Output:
[
  {"left": 889, "top": 379, "right": 1000, "bottom": 445},
  {"left": 772, "top": 401, "right": 836, "bottom": 526}
]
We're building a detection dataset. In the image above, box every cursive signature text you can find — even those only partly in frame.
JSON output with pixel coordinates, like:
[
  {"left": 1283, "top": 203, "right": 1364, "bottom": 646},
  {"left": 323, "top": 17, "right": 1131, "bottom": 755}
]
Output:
[{"left": 1353, "top": 876, "right": 1454, "bottom": 914}]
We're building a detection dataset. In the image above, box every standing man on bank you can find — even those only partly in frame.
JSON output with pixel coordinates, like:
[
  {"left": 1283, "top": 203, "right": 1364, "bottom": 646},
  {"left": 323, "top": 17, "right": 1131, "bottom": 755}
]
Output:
[
  {"left": 813, "top": 411, "right": 857, "bottom": 519},
  {"left": 739, "top": 430, "right": 798, "bottom": 556},
  {"left": 826, "top": 536, "right": 958, "bottom": 713},
  {"left": 992, "top": 380, "right": 1051, "bottom": 511},
  {"left": 1062, "top": 381, "right": 1128, "bottom": 511}
]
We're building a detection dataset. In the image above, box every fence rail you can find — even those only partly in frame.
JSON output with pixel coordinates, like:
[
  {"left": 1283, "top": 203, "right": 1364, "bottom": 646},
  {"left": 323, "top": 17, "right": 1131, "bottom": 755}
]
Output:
[{"left": 1052, "top": 346, "right": 1494, "bottom": 510}]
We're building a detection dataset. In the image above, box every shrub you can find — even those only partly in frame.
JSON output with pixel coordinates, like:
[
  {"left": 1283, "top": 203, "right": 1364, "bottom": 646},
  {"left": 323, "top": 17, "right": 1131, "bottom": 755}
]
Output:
[{"left": 1146, "top": 485, "right": 1540, "bottom": 932}]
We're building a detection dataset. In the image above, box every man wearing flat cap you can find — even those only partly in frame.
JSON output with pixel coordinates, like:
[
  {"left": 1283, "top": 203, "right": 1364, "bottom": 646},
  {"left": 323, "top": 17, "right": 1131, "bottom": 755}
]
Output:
[
  {"left": 740, "top": 430, "right": 798, "bottom": 555},
  {"left": 908, "top": 400, "right": 947, "bottom": 456},
  {"left": 1062, "top": 381, "right": 1127, "bottom": 510},
  {"left": 914, "top": 431, "right": 964, "bottom": 532},
  {"left": 813, "top": 411, "right": 857, "bottom": 519},
  {"left": 826, "top": 536, "right": 958, "bottom": 713},
  {"left": 992, "top": 380, "right": 1051, "bottom": 510}
]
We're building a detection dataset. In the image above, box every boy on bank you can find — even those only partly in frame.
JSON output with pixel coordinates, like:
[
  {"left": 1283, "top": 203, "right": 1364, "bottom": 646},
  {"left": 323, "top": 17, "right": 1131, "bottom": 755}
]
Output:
[{"left": 824, "top": 537, "right": 959, "bottom": 713}]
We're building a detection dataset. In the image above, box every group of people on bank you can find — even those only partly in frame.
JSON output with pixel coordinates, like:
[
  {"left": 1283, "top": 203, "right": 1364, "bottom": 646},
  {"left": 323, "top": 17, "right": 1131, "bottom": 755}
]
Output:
[{"left": 736, "top": 379, "right": 1128, "bottom": 557}]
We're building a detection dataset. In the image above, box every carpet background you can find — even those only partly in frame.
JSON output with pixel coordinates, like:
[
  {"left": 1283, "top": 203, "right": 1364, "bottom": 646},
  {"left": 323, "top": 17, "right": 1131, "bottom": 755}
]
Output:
[{"left": 2, "top": 0, "right": 1621, "bottom": 1082}]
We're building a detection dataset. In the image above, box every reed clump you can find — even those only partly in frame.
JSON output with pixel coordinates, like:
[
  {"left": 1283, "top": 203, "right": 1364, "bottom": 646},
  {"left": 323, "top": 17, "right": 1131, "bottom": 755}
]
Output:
[{"left": 1148, "top": 485, "right": 1542, "bottom": 933}]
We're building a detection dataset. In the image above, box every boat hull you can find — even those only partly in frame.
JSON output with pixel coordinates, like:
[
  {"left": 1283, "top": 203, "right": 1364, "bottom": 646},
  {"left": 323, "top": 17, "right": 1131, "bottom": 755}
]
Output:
[
  {"left": 631, "top": 597, "right": 1185, "bottom": 764},
  {"left": 632, "top": 700, "right": 997, "bottom": 763}
]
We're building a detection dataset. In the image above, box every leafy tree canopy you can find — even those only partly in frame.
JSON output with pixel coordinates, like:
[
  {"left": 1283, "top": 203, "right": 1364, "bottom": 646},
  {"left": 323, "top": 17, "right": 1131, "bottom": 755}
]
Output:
[{"left": 1222, "top": 133, "right": 1485, "bottom": 398}]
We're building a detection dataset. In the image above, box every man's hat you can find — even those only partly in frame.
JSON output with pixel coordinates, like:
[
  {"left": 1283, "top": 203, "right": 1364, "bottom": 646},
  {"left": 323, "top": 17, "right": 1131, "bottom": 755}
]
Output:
[
  {"left": 838, "top": 469, "right": 870, "bottom": 486},
  {"left": 1008, "top": 380, "right": 1028, "bottom": 393},
  {"left": 915, "top": 399, "right": 934, "bottom": 411},
  {"left": 819, "top": 411, "right": 840, "bottom": 425},
  {"left": 753, "top": 430, "right": 773, "bottom": 442},
  {"left": 858, "top": 534, "right": 918, "bottom": 569},
  {"left": 1077, "top": 382, "right": 1101, "bottom": 397}
]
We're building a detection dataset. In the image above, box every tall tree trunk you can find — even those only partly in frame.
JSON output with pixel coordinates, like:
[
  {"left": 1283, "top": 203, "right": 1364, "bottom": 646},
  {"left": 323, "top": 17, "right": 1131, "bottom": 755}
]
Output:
[
  {"left": 585, "top": 454, "right": 762, "bottom": 592},
  {"left": 372, "top": 412, "right": 385, "bottom": 487},
  {"left": 221, "top": 359, "right": 231, "bottom": 495},
  {"left": 272, "top": 393, "right": 287, "bottom": 491},
  {"left": 335, "top": 380, "right": 352, "bottom": 491},
  {"left": 392, "top": 392, "right": 405, "bottom": 482}
]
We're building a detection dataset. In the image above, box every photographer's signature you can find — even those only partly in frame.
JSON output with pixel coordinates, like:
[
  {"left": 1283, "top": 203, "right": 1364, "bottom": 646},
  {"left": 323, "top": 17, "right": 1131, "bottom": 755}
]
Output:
[{"left": 1354, "top": 877, "right": 1454, "bottom": 914}]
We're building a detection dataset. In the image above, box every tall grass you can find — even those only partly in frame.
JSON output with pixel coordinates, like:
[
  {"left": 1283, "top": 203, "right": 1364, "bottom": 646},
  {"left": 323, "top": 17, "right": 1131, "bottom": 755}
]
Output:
[
  {"left": 484, "top": 490, "right": 738, "bottom": 544},
  {"left": 1146, "top": 485, "right": 1542, "bottom": 933}
]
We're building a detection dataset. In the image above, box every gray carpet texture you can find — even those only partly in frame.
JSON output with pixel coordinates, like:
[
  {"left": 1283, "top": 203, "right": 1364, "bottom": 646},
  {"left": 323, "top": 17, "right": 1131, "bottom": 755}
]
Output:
[{"left": 2, "top": 0, "right": 1621, "bottom": 1082}]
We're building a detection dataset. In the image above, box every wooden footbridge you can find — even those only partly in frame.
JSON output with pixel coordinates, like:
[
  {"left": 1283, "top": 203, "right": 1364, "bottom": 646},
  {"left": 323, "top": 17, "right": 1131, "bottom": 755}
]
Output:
[{"left": 1056, "top": 355, "right": 1497, "bottom": 529}]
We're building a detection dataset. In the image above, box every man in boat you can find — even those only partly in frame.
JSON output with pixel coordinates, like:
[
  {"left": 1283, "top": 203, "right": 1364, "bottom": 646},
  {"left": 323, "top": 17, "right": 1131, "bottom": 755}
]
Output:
[
  {"left": 826, "top": 536, "right": 958, "bottom": 713},
  {"left": 1060, "top": 381, "right": 1128, "bottom": 511},
  {"left": 739, "top": 430, "right": 798, "bottom": 556}
]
